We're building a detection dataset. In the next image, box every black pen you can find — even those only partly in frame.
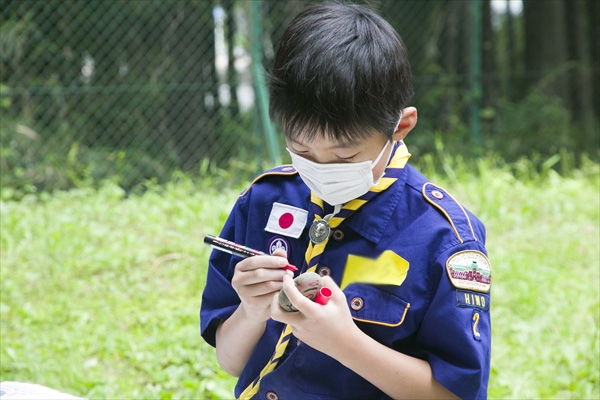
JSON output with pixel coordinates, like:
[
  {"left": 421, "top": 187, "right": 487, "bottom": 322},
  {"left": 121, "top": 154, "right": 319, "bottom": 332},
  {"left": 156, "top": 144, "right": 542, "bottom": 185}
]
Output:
[{"left": 204, "top": 235, "right": 298, "bottom": 271}]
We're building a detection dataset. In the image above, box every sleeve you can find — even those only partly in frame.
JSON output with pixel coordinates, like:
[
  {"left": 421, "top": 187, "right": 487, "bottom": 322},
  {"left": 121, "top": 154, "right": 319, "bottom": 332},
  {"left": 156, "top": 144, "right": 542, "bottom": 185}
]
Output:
[
  {"left": 416, "top": 239, "right": 492, "bottom": 400},
  {"left": 199, "top": 169, "right": 306, "bottom": 348},
  {"left": 199, "top": 193, "right": 250, "bottom": 347}
]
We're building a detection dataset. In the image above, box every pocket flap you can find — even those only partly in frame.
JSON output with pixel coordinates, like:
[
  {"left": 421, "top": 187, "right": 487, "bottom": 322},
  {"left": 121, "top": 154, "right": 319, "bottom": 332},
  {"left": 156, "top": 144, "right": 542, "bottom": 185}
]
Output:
[{"left": 345, "top": 284, "right": 410, "bottom": 327}]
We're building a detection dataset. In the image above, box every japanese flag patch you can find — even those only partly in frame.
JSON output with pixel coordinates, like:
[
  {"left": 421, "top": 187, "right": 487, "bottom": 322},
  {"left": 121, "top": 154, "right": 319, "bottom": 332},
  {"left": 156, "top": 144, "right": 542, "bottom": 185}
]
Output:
[
  {"left": 446, "top": 250, "right": 492, "bottom": 293},
  {"left": 265, "top": 202, "right": 308, "bottom": 239}
]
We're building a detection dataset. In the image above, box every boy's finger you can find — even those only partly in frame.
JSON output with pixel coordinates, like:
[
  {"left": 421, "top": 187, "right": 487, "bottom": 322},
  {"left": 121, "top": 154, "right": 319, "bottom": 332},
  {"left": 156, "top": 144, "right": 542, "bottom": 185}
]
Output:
[
  {"left": 271, "top": 248, "right": 288, "bottom": 259},
  {"left": 237, "top": 255, "right": 291, "bottom": 271},
  {"left": 270, "top": 249, "right": 298, "bottom": 272},
  {"left": 280, "top": 275, "right": 316, "bottom": 313},
  {"left": 271, "top": 291, "right": 296, "bottom": 323}
]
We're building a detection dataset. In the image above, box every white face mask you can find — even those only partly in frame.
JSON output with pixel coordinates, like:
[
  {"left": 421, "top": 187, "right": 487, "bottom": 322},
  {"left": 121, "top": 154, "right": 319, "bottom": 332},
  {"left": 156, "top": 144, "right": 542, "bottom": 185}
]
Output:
[{"left": 287, "top": 139, "right": 391, "bottom": 206}]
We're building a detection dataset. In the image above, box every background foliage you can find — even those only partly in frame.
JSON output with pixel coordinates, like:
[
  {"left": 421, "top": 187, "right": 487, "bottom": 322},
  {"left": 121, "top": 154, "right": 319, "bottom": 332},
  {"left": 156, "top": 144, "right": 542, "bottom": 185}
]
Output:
[{"left": 1, "top": 0, "right": 598, "bottom": 196}]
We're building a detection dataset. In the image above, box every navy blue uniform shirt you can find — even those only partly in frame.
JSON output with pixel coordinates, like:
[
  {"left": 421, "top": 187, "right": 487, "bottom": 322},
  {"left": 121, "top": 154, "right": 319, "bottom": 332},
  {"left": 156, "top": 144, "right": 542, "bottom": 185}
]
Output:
[{"left": 200, "top": 153, "right": 492, "bottom": 399}]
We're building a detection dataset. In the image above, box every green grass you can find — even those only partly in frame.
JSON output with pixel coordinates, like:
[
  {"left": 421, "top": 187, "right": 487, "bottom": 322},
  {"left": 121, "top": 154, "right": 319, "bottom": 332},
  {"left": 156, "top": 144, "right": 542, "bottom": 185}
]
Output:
[
  {"left": 0, "top": 178, "right": 238, "bottom": 399},
  {"left": 1, "top": 158, "right": 599, "bottom": 399}
]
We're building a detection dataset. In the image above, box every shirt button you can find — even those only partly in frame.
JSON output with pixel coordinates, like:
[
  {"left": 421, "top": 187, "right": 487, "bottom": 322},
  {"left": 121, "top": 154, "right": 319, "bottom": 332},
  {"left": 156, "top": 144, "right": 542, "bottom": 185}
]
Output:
[
  {"left": 350, "top": 297, "right": 364, "bottom": 311},
  {"left": 332, "top": 229, "right": 345, "bottom": 241},
  {"left": 431, "top": 190, "right": 444, "bottom": 200},
  {"left": 318, "top": 266, "right": 331, "bottom": 277},
  {"left": 266, "top": 391, "right": 279, "bottom": 400}
]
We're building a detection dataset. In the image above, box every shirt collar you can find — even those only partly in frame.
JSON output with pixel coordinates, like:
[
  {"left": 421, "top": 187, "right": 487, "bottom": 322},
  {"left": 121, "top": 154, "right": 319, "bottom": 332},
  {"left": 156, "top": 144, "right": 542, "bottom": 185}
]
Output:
[{"left": 342, "top": 142, "right": 410, "bottom": 243}]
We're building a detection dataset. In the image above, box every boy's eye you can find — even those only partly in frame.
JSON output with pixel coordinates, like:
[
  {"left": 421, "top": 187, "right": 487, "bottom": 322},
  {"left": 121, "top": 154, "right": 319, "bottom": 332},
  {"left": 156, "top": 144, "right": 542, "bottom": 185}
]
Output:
[
  {"left": 337, "top": 154, "right": 357, "bottom": 162},
  {"left": 288, "top": 146, "right": 308, "bottom": 155}
]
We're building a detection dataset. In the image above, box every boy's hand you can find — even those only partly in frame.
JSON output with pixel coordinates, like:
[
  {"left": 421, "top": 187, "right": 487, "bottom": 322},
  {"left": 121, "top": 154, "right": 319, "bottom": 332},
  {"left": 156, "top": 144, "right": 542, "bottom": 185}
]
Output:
[
  {"left": 270, "top": 274, "right": 359, "bottom": 357},
  {"left": 231, "top": 248, "right": 293, "bottom": 324}
]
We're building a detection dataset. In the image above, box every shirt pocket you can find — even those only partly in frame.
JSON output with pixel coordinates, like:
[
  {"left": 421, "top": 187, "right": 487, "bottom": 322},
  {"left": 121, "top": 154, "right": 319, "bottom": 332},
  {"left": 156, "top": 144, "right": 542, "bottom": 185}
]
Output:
[
  {"left": 288, "top": 285, "right": 411, "bottom": 398},
  {"left": 345, "top": 284, "right": 411, "bottom": 327}
]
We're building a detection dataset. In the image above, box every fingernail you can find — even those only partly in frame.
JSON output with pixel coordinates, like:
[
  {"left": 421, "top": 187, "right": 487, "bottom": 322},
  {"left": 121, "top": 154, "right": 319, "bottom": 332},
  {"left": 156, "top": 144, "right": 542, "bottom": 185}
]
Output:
[{"left": 282, "top": 264, "right": 298, "bottom": 272}]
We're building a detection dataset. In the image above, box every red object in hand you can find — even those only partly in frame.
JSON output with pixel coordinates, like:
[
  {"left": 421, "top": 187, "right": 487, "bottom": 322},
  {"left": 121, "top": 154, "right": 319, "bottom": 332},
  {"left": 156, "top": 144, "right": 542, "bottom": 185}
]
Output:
[
  {"left": 314, "top": 287, "right": 332, "bottom": 305},
  {"left": 283, "top": 264, "right": 298, "bottom": 272}
]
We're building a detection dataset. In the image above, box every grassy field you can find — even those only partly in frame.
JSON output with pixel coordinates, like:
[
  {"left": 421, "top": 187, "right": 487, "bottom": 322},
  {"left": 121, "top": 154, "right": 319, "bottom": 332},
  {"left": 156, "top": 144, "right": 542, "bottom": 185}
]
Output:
[{"left": 1, "top": 158, "right": 599, "bottom": 399}]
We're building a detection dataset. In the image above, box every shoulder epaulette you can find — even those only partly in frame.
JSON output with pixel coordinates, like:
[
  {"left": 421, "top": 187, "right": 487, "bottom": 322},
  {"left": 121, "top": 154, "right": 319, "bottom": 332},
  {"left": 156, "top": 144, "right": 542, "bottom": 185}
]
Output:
[
  {"left": 238, "top": 165, "right": 298, "bottom": 198},
  {"left": 422, "top": 182, "right": 478, "bottom": 243}
]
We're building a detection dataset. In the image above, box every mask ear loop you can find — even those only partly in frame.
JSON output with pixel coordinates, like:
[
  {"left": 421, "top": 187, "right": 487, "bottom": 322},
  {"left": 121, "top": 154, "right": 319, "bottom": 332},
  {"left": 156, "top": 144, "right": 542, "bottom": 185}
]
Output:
[
  {"left": 388, "top": 110, "right": 404, "bottom": 160},
  {"left": 323, "top": 204, "right": 342, "bottom": 221},
  {"left": 377, "top": 111, "right": 403, "bottom": 182},
  {"left": 388, "top": 110, "right": 402, "bottom": 148},
  {"left": 393, "top": 110, "right": 403, "bottom": 137}
]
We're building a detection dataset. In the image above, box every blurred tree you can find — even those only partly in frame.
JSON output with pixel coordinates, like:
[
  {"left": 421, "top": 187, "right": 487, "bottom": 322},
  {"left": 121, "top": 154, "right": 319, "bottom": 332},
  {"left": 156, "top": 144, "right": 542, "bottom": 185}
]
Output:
[
  {"left": 523, "top": 0, "right": 598, "bottom": 154},
  {"left": 566, "top": 0, "right": 597, "bottom": 154},
  {"left": 524, "top": 0, "right": 569, "bottom": 101}
]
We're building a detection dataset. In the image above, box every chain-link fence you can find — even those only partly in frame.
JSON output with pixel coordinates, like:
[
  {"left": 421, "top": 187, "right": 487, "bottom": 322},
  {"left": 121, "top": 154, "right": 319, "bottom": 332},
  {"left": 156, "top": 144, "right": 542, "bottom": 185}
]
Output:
[{"left": 2, "top": 0, "right": 598, "bottom": 193}]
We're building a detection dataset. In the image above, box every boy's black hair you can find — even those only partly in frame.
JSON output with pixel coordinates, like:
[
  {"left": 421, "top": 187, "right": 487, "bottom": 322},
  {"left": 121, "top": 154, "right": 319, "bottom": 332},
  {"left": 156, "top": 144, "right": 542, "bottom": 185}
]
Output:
[{"left": 268, "top": 1, "right": 414, "bottom": 143}]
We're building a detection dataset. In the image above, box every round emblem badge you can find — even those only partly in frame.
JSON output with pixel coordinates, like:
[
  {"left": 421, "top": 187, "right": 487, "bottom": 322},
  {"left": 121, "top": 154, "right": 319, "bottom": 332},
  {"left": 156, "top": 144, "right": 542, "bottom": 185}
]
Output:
[
  {"left": 309, "top": 219, "right": 330, "bottom": 244},
  {"left": 445, "top": 250, "right": 492, "bottom": 293},
  {"left": 267, "top": 236, "right": 290, "bottom": 256}
]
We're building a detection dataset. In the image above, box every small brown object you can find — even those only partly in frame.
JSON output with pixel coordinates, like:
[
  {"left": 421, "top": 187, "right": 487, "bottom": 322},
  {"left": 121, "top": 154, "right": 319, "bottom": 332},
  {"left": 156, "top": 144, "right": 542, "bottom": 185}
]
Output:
[{"left": 278, "top": 272, "right": 322, "bottom": 312}]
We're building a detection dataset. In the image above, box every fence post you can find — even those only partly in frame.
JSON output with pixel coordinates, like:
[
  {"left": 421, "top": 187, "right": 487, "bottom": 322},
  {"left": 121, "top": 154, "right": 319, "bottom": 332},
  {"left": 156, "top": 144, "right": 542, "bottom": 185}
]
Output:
[{"left": 250, "top": 0, "right": 281, "bottom": 166}]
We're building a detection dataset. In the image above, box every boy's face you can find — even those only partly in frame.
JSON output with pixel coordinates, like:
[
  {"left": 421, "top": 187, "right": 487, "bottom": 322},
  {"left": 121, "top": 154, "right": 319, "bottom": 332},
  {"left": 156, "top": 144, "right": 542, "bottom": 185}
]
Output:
[{"left": 286, "top": 132, "right": 392, "bottom": 182}]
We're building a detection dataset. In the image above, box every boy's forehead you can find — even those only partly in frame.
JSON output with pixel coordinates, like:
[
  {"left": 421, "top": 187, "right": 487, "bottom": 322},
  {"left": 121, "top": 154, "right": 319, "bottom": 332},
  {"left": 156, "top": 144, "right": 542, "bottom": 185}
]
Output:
[
  {"left": 287, "top": 126, "right": 384, "bottom": 149},
  {"left": 287, "top": 136, "right": 363, "bottom": 150}
]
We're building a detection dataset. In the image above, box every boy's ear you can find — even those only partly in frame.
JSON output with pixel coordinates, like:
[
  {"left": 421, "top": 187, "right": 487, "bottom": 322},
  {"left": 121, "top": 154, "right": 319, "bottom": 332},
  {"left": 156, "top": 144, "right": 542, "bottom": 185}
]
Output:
[{"left": 393, "top": 107, "right": 417, "bottom": 141}]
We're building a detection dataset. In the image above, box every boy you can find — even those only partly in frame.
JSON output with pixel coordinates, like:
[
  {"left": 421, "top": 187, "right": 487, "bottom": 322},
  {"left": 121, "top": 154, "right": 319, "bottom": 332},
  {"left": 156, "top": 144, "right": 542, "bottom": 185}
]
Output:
[{"left": 200, "top": 2, "right": 491, "bottom": 399}]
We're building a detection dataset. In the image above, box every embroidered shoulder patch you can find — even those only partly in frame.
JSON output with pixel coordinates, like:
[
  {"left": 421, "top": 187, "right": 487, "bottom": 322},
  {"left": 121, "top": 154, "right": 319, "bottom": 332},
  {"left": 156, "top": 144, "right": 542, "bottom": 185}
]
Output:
[{"left": 446, "top": 250, "right": 492, "bottom": 293}]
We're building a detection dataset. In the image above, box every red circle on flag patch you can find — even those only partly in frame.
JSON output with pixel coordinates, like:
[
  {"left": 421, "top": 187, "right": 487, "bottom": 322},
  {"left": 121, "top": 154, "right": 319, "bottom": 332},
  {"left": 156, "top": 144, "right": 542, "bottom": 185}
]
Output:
[{"left": 279, "top": 212, "right": 294, "bottom": 229}]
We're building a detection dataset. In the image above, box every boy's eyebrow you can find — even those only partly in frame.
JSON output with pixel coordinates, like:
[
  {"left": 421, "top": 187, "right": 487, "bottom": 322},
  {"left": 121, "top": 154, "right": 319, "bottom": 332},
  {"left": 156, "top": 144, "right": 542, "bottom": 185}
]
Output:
[{"left": 289, "top": 137, "right": 361, "bottom": 150}]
